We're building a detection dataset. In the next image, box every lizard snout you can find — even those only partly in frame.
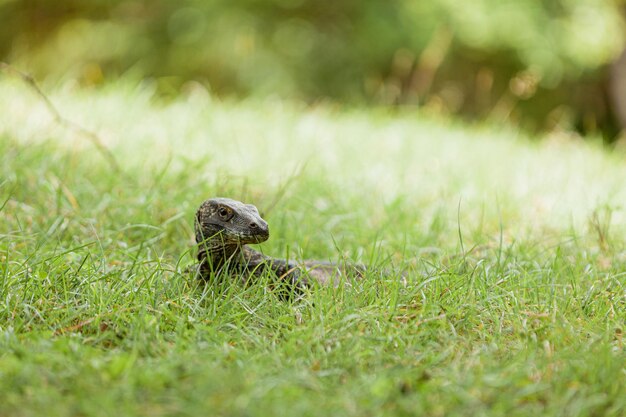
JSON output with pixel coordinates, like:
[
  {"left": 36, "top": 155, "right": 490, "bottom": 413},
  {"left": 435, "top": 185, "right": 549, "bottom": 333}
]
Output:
[{"left": 245, "top": 216, "right": 269, "bottom": 240}]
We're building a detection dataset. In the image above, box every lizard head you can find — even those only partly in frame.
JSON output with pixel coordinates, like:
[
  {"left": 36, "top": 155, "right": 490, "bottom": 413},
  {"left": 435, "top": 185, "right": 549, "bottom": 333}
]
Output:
[{"left": 195, "top": 197, "right": 269, "bottom": 248}]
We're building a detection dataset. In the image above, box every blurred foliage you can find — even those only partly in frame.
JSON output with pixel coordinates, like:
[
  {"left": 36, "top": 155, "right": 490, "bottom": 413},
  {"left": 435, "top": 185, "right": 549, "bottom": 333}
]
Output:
[{"left": 1, "top": 0, "right": 625, "bottom": 137}]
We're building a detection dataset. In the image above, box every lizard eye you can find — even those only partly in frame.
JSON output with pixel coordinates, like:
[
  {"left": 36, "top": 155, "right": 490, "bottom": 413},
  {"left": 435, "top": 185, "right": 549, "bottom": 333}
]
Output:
[{"left": 217, "top": 206, "right": 233, "bottom": 220}]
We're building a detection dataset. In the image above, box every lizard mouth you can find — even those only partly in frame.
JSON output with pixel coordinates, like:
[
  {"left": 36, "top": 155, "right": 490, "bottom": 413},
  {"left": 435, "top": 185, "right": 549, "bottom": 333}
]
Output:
[
  {"left": 200, "top": 222, "right": 269, "bottom": 245},
  {"left": 243, "top": 231, "right": 269, "bottom": 244}
]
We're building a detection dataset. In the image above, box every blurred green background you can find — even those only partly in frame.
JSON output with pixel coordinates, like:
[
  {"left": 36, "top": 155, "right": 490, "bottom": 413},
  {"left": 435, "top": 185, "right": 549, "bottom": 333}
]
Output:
[{"left": 2, "top": 0, "right": 626, "bottom": 140}]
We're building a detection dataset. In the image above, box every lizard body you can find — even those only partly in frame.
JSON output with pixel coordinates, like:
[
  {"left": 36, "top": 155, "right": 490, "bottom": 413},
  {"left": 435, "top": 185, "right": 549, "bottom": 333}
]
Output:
[{"left": 194, "top": 197, "right": 364, "bottom": 290}]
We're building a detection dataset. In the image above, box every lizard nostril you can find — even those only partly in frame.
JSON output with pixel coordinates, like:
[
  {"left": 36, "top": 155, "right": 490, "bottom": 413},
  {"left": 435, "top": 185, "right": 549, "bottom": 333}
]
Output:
[{"left": 249, "top": 222, "right": 258, "bottom": 229}]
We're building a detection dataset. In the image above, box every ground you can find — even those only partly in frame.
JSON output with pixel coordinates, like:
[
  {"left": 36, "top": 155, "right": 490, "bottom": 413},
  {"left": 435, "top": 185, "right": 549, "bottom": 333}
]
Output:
[{"left": 0, "top": 79, "right": 625, "bottom": 417}]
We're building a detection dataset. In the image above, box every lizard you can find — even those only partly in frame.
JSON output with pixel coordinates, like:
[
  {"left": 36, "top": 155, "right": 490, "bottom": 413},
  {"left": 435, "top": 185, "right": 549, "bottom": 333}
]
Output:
[{"left": 193, "top": 197, "right": 365, "bottom": 292}]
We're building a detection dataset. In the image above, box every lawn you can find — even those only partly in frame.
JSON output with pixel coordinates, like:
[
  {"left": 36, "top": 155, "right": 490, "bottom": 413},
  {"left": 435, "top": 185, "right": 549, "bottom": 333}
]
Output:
[{"left": 0, "top": 79, "right": 625, "bottom": 417}]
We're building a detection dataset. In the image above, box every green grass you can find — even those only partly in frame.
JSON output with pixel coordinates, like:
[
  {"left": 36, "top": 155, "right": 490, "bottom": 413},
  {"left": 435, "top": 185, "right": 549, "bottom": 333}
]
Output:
[{"left": 0, "top": 79, "right": 625, "bottom": 417}]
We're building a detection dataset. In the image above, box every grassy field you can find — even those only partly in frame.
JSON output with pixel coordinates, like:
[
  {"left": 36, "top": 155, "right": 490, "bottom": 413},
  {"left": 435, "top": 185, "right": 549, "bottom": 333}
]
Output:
[{"left": 1, "top": 79, "right": 625, "bottom": 417}]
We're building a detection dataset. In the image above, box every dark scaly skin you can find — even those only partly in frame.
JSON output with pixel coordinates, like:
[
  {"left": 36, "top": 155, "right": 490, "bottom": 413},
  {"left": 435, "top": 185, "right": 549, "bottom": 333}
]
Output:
[
  {"left": 194, "top": 197, "right": 301, "bottom": 289},
  {"left": 194, "top": 197, "right": 365, "bottom": 290}
]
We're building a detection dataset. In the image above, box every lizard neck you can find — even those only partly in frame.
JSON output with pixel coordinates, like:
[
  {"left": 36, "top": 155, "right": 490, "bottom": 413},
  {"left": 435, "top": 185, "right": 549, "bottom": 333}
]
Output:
[{"left": 198, "top": 242, "right": 244, "bottom": 276}]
